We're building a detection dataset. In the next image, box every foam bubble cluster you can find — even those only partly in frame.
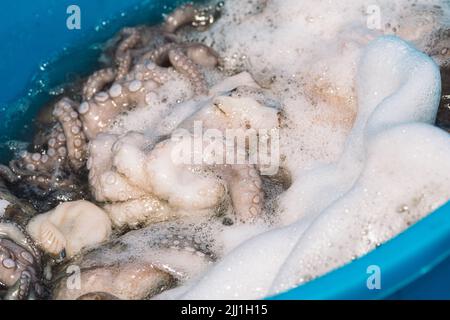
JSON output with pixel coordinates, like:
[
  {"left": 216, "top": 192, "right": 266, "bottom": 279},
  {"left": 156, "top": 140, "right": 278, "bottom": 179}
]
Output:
[
  {"left": 77, "top": 0, "right": 450, "bottom": 299},
  {"left": 129, "top": 0, "right": 448, "bottom": 299}
]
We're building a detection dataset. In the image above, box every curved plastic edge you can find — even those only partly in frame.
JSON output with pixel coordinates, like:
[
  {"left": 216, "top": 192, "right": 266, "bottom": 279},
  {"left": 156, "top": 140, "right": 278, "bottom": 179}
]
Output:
[{"left": 268, "top": 200, "right": 450, "bottom": 300}]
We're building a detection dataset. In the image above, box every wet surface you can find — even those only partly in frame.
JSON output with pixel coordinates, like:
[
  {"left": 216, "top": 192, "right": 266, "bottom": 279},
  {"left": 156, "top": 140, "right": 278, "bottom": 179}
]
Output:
[{"left": 436, "top": 67, "right": 450, "bottom": 133}]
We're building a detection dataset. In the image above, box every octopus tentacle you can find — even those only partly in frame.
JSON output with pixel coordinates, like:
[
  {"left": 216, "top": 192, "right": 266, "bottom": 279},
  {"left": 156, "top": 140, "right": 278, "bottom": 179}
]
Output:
[
  {"left": 54, "top": 262, "right": 174, "bottom": 300},
  {"left": 8, "top": 159, "right": 77, "bottom": 191},
  {"left": 3, "top": 273, "right": 28, "bottom": 300},
  {"left": 79, "top": 41, "right": 219, "bottom": 140},
  {"left": 185, "top": 43, "right": 220, "bottom": 68},
  {"left": 78, "top": 90, "right": 128, "bottom": 140},
  {"left": 222, "top": 164, "right": 264, "bottom": 223},
  {"left": 116, "top": 51, "right": 133, "bottom": 81},
  {"left": 174, "top": 91, "right": 280, "bottom": 223},
  {"left": 11, "top": 122, "right": 67, "bottom": 176},
  {"left": 87, "top": 134, "right": 175, "bottom": 228},
  {"left": 11, "top": 271, "right": 31, "bottom": 300},
  {"left": 129, "top": 61, "right": 170, "bottom": 85},
  {"left": 0, "top": 164, "right": 18, "bottom": 183},
  {"left": 104, "top": 196, "right": 172, "bottom": 229},
  {"left": 16, "top": 151, "right": 57, "bottom": 173},
  {"left": 163, "top": 2, "right": 224, "bottom": 33},
  {"left": 78, "top": 78, "right": 159, "bottom": 139},
  {"left": 88, "top": 132, "right": 230, "bottom": 228},
  {"left": 138, "top": 41, "right": 219, "bottom": 96},
  {"left": 9, "top": 161, "right": 51, "bottom": 184},
  {"left": 0, "top": 220, "right": 43, "bottom": 300},
  {"left": 0, "top": 220, "right": 42, "bottom": 265},
  {"left": 82, "top": 68, "right": 116, "bottom": 100},
  {"left": 6, "top": 98, "right": 88, "bottom": 194},
  {"left": 139, "top": 41, "right": 219, "bottom": 77},
  {"left": 110, "top": 131, "right": 154, "bottom": 192},
  {"left": 11, "top": 96, "right": 88, "bottom": 176},
  {"left": 88, "top": 133, "right": 149, "bottom": 202},
  {"left": 169, "top": 48, "right": 208, "bottom": 95},
  {"left": 40, "top": 123, "right": 67, "bottom": 168},
  {"left": 140, "top": 42, "right": 177, "bottom": 66},
  {"left": 52, "top": 98, "right": 87, "bottom": 170},
  {"left": 115, "top": 27, "right": 141, "bottom": 80},
  {"left": 163, "top": 4, "right": 197, "bottom": 33}
]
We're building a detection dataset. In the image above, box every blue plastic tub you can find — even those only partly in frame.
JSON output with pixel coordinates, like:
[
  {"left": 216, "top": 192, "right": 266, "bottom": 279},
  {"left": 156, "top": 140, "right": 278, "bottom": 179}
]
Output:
[{"left": 1, "top": 0, "right": 449, "bottom": 300}]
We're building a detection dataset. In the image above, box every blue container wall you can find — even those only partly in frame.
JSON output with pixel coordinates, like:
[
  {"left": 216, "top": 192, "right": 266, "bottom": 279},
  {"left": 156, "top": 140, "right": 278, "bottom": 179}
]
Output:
[
  {"left": 1, "top": 0, "right": 449, "bottom": 300},
  {"left": 0, "top": 0, "right": 179, "bottom": 104},
  {"left": 0, "top": 0, "right": 185, "bottom": 162},
  {"left": 270, "top": 201, "right": 450, "bottom": 300}
]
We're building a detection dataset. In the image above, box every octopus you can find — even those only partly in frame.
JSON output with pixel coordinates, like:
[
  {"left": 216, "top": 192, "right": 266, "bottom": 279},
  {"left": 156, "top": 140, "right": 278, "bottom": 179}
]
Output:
[
  {"left": 0, "top": 1, "right": 284, "bottom": 300},
  {"left": 52, "top": 219, "right": 217, "bottom": 300},
  {"left": 0, "top": 179, "right": 44, "bottom": 300},
  {"left": 54, "top": 262, "right": 174, "bottom": 300},
  {"left": 0, "top": 176, "right": 36, "bottom": 225},
  {"left": 86, "top": 81, "right": 280, "bottom": 229},
  {"left": 0, "top": 220, "right": 44, "bottom": 300},
  {"left": 0, "top": 2, "right": 224, "bottom": 205}
]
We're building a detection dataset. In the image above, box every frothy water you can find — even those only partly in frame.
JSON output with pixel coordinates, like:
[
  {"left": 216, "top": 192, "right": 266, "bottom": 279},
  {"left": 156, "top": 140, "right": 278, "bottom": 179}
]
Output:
[
  {"left": 2, "top": 0, "right": 450, "bottom": 300},
  {"left": 140, "top": 0, "right": 449, "bottom": 299}
]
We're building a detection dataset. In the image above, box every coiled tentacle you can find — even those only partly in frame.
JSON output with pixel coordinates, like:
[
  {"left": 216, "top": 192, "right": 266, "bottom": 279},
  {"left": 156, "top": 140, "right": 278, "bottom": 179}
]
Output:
[
  {"left": 83, "top": 68, "right": 116, "bottom": 100},
  {"left": 115, "top": 27, "right": 141, "bottom": 80}
]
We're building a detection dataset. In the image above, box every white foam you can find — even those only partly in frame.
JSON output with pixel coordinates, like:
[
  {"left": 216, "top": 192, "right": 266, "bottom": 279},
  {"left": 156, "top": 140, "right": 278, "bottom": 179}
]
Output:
[
  {"left": 95, "top": 0, "right": 450, "bottom": 299},
  {"left": 180, "top": 0, "right": 449, "bottom": 175},
  {"left": 177, "top": 24, "right": 448, "bottom": 300},
  {"left": 180, "top": 220, "right": 311, "bottom": 299},
  {"left": 272, "top": 123, "right": 450, "bottom": 295},
  {"left": 278, "top": 36, "right": 442, "bottom": 225}
]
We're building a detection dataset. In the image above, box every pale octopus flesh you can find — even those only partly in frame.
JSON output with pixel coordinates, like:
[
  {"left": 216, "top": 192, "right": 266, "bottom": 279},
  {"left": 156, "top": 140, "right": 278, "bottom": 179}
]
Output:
[{"left": 0, "top": 2, "right": 285, "bottom": 300}]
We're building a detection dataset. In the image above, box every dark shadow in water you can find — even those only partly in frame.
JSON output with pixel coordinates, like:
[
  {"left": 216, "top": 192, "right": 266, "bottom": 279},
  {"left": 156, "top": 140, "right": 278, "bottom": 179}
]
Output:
[{"left": 436, "top": 67, "right": 450, "bottom": 133}]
